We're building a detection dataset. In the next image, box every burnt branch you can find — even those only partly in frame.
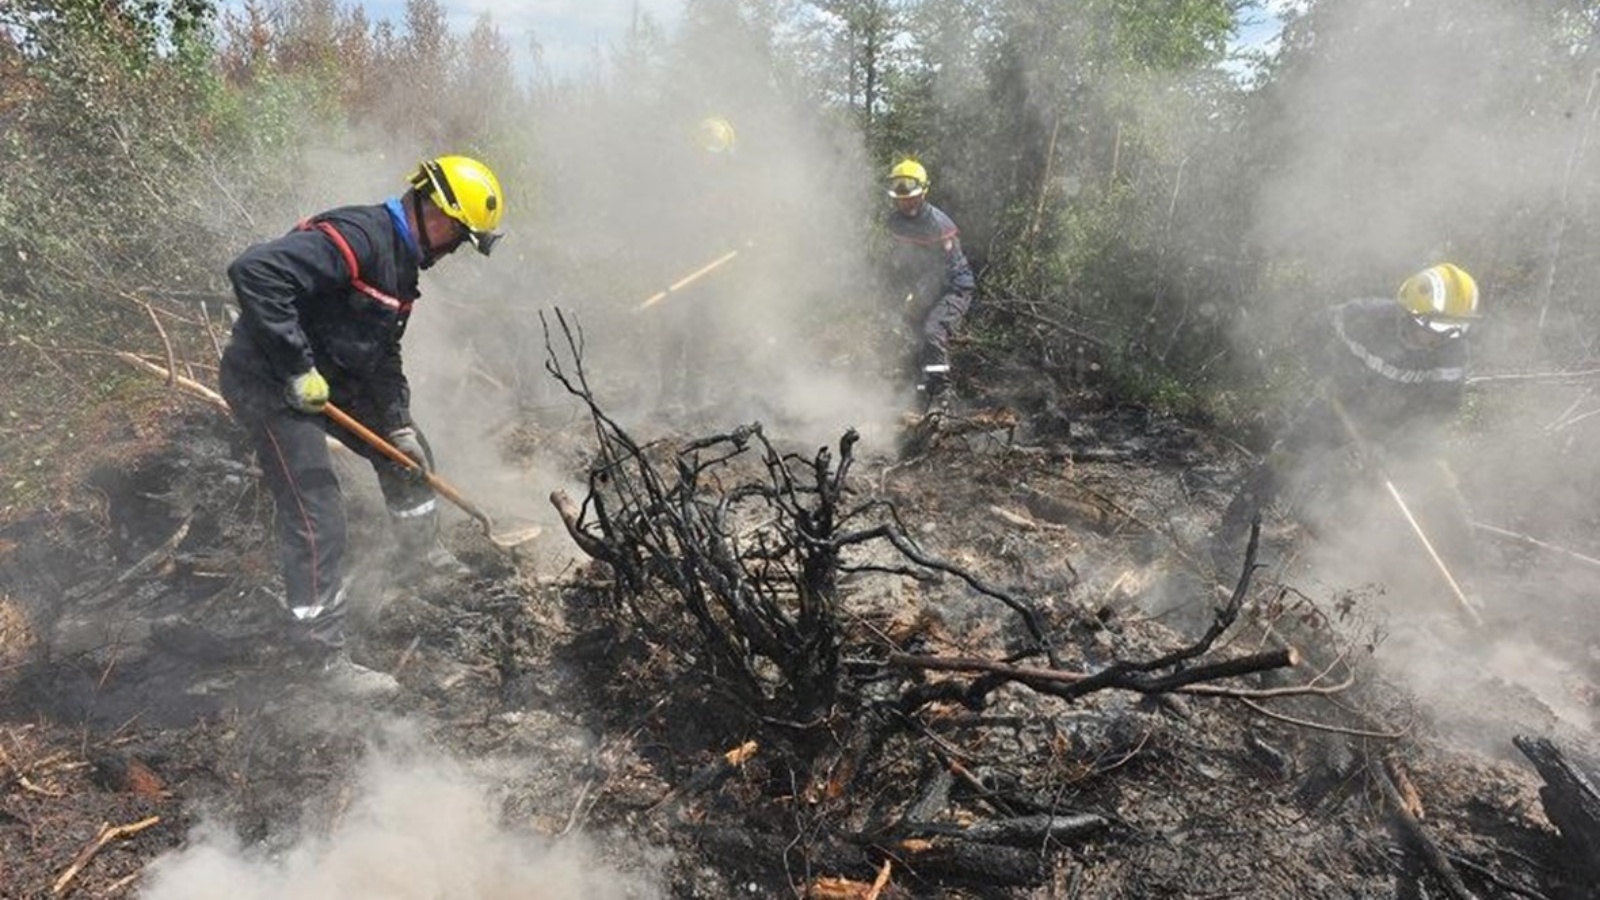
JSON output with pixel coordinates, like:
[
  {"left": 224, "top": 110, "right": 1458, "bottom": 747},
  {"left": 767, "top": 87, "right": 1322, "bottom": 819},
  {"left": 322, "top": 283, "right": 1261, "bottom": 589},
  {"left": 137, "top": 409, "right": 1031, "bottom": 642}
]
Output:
[
  {"left": 888, "top": 646, "right": 1298, "bottom": 704},
  {"left": 888, "top": 518, "right": 1269, "bottom": 712}
]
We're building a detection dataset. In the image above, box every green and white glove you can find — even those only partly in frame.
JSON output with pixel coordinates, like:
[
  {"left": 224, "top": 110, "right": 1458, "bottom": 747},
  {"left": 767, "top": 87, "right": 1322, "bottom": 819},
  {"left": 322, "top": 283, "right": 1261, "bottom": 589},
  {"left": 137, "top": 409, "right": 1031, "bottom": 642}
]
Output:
[{"left": 284, "top": 368, "right": 330, "bottom": 414}]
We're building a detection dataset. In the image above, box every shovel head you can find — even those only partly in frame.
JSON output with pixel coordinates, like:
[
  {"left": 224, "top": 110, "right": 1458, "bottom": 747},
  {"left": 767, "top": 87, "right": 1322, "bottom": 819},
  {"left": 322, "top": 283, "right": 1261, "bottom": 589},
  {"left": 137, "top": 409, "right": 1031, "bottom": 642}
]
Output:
[{"left": 480, "top": 517, "right": 543, "bottom": 549}]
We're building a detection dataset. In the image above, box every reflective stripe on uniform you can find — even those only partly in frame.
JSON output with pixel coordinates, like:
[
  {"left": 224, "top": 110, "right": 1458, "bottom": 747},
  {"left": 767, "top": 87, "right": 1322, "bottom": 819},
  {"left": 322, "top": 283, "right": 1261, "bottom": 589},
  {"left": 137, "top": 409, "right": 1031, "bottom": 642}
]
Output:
[
  {"left": 291, "top": 586, "right": 344, "bottom": 621},
  {"left": 1334, "top": 315, "right": 1464, "bottom": 384},
  {"left": 390, "top": 498, "right": 438, "bottom": 519}
]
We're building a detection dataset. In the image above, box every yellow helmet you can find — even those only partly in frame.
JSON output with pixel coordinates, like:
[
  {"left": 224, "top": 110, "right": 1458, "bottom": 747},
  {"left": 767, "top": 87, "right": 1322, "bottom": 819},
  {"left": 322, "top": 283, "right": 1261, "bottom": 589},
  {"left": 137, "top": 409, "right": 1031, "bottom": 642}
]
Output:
[
  {"left": 887, "top": 159, "right": 929, "bottom": 198},
  {"left": 1398, "top": 263, "right": 1479, "bottom": 330},
  {"left": 697, "top": 116, "right": 737, "bottom": 155},
  {"left": 409, "top": 155, "right": 504, "bottom": 256}
]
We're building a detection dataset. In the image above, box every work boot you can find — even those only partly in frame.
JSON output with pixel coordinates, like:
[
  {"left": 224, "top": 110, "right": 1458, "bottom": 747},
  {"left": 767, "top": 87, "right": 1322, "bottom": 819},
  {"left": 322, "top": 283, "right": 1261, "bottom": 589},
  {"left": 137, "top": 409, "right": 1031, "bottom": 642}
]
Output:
[
  {"left": 391, "top": 508, "right": 471, "bottom": 581},
  {"left": 283, "top": 625, "right": 400, "bottom": 698},
  {"left": 916, "top": 359, "right": 955, "bottom": 413},
  {"left": 317, "top": 651, "right": 401, "bottom": 698},
  {"left": 285, "top": 585, "right": 350, "bottom": 650},
  {"left": 918, "top": 374, "right": 953, "bottom": 419}
]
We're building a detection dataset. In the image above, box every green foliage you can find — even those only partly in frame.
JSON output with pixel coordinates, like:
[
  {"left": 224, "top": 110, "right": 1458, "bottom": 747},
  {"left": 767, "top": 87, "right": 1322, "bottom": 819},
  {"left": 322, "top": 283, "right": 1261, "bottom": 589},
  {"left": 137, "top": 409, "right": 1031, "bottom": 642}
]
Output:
[
  {"left": 1, "top": 0, "right": 233, "bottom": 341},
  {"left": 6, "top": 0, "right": 1596, "bottom": 439}
]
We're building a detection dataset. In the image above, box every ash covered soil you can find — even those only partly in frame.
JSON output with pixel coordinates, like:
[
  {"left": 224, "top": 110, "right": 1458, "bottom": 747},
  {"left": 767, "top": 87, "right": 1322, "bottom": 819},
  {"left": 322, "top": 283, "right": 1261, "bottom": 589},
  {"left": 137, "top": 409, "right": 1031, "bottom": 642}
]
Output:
[{"left": 3, "top": 374, "right": 1600, "bottom": 899}]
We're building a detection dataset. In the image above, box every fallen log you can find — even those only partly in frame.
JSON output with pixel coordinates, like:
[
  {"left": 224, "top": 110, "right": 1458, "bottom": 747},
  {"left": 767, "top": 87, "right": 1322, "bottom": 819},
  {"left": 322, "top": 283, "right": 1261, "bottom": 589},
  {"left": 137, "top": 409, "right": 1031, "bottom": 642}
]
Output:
[
  {"left": 549, "top": 489, "right": 616, "bottom": 565},
  {"left": 1017, "top": 484, "right": 1136, "bottom": 534},
  {"left": 804, "top": 860, "right": 893, "bottom": 900},
  {"left": 890, "top": 839, "right": 1042, "bottom": 888},
  {"left": 89, "top": 753, "right": 168, "bottom": 799}
]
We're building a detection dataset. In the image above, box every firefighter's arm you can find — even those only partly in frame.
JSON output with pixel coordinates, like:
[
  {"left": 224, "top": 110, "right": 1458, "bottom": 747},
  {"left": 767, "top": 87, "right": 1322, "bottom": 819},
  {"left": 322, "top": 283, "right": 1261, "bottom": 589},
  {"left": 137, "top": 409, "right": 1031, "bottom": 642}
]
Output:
[
  {"left": 226, "top": 229, "right": 349, "bottom": 381},
  {"left": 942, "top": 232, "right": 976, "bottom": 297},
  {"left": 373, "top": 335, "right": 412, "bottom": 434}
]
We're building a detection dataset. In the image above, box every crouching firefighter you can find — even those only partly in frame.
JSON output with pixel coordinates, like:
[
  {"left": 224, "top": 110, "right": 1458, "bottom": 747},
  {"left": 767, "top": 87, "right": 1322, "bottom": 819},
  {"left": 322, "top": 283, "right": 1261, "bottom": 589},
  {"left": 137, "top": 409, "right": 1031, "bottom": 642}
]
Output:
[
  {"left": 883, "top": 158, "right": 976, "bottom": 416},
  {"left": 1216, "top": 263, "right": 1481, "bottom": 577},
  {"left": 219, "top": 155, "right": 505, "bottom": 688}
]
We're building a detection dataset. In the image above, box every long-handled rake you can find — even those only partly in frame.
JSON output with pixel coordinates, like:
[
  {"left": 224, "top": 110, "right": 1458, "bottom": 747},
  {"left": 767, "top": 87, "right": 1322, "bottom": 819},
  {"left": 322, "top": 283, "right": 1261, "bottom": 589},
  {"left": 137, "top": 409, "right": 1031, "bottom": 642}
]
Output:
[
  {"left": 1327, "top": 394, "right": 1483, "bottom": 627},
  {"left": 323, "top": 403, "right": 542, "bottom": 550},
  {"left": 635, "top": 245, "right": 746, "bottom": 311}
]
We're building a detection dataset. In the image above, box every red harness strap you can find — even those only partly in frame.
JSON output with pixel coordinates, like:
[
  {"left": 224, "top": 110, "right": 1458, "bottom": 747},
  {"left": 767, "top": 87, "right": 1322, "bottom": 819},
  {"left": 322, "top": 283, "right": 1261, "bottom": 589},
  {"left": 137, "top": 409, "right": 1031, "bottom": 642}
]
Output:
[{"left": 300, "top": 219, "right": 413, "bottom": 314}]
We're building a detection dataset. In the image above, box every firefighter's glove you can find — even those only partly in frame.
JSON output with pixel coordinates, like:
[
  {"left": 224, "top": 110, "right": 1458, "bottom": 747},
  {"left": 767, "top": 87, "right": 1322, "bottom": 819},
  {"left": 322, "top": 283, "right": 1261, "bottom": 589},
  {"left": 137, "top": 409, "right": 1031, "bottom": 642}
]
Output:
[
  {"left": 388, "top": 426, "right": 430, "bottom": 484},
  {"left": 284, "top": 368, "right": 330, "bottom": 414}
]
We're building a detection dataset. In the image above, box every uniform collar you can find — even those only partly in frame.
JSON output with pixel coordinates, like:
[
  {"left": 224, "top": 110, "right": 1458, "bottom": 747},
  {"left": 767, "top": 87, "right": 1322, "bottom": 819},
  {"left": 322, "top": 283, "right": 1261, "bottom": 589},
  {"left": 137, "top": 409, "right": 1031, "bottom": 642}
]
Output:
[{"left": 384, "top": 197, "right": 420, "bottom": 260}]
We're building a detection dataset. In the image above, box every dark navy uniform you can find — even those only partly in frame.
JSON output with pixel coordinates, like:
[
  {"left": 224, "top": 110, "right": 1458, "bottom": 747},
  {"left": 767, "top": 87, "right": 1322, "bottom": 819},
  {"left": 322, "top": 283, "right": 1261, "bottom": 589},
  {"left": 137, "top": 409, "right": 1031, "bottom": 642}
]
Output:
[
  {"left": 885, "top": 202, "right": 975, "bottom": 404},
  {"left": 219, "top": 200, "right": 445, "bottom": 648},
  {"left": 1322, "top": 297, "right": 1467, "bottom": 449}
]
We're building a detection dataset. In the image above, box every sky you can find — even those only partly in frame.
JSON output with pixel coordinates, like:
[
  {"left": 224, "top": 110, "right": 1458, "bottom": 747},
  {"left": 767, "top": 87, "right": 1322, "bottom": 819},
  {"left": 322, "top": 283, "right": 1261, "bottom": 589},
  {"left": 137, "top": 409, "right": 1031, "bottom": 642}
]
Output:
[
  {"left": 1235, "top": 0, "right": 1297, "bottom": 58},
  {"left": 355, "top": 0, "right": 683, "bottom": 75},
  {"left": 232, "top": 0, "right": 1293, "bottom": 79}
]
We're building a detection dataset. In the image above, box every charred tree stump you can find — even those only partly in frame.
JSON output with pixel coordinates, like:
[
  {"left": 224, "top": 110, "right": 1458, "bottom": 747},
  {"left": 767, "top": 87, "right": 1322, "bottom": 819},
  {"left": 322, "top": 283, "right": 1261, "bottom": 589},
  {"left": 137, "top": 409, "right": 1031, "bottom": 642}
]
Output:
[
  {"left": 1514, "top": 735, "right": 1600, "bottom": 880},
  {"left": 541, "top": 308, "right": 1054, "bottom": 719}
]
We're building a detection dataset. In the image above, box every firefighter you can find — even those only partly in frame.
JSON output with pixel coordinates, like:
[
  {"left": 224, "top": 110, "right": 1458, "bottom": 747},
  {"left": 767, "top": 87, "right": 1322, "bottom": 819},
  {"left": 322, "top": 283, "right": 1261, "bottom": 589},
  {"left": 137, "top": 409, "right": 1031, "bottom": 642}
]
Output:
[
  {"left": 883, "top": 158, "right": 976, "bottom": 416},
  {"left": 652, "top": 115, "right": 742, "bottom": 419},
  {"left": 1216, "top": 263, "right": 1481, "bottom": 571},
  {"left": 218, "top": 155, "right": 505, "bottom": 695}
]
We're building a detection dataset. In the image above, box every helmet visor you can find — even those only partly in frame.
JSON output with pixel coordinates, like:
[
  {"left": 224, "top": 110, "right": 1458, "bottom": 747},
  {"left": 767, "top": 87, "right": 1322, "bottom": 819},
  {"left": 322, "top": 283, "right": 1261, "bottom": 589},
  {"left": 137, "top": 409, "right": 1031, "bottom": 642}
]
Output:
[
  {"left": 887, "top": 176, "right": 925, "bottom": 198},
  {"left": 465, "top": 228, "right": 501, "bottom": 257}
]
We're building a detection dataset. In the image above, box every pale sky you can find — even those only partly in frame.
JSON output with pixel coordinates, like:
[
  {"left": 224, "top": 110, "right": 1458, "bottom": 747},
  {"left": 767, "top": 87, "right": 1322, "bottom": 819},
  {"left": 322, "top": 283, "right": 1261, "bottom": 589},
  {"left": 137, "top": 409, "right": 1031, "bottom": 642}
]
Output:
[
  {"left": 359, "top": 0, "right": 684, "bottom": 75},
  {"left": 229, "top": 0, "right": 1289, "bottom": 80},
  {"left": 1235, "top": 0, "right": 1299, "bottom": 58}
]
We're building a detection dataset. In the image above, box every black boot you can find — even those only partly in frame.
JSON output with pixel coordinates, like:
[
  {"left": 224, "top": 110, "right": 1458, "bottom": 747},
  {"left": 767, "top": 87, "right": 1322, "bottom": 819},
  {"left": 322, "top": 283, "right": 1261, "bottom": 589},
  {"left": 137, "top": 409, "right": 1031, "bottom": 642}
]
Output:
[{"left": 918, "top": 366, "right": 953, "bottom": 417}]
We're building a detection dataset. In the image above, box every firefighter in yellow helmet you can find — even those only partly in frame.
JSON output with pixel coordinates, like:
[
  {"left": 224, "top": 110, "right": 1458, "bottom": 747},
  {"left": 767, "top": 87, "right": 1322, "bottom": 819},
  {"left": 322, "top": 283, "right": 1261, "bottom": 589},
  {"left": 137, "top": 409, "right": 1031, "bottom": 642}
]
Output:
[
  {"left": 696, "top": 116, "right": 738, "bottom": 156},
  {"left": 646, "top": 115, "right": 747, "bottom": 420},
  {"left": 217, "top": 155, "right": 505, "bottom": 696},
  {"left": 882, "top": 158, "right": 976, "bottom": 416},
  {"left": 1216, "top": 263, "right": 1482, "bottom": 577}
]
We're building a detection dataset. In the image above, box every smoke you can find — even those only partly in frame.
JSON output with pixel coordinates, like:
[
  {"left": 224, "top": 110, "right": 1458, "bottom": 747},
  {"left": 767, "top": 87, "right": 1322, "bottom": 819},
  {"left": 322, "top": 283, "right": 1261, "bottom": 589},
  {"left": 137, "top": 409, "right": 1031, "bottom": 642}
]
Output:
[
  {"left": 378, "top": 16, "right": 902, "bottom": 533},
  {"left": 1245, "top": 0, "right": 1590, "bottom": 309},
  {"left": 1163, "top": 0, "right": 1600, "bottom": 746},
  {"left": 139, "top": 734, "right": 667, "bottom": 900}
]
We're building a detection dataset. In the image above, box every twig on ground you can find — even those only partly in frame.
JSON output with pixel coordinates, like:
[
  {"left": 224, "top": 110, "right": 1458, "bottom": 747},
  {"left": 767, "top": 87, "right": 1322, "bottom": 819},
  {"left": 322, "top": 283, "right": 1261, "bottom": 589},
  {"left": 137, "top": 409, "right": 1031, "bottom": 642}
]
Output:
[
  {"left": 52, "top": 815, "right": 161, "bottom": 897},
  {"left": 1239, "top": 698, "right": 1408, "bottom": 740},
  {"left": 116, "top": 353, "right": 227, "bottom": 411}
]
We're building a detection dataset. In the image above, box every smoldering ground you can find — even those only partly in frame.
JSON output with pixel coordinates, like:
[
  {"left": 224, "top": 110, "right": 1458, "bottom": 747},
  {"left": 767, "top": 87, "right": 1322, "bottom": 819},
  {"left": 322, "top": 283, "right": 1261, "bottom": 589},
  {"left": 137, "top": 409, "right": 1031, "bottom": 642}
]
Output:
[{"left": 138, "top": 726, "right": 669, "bottom": 900}]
